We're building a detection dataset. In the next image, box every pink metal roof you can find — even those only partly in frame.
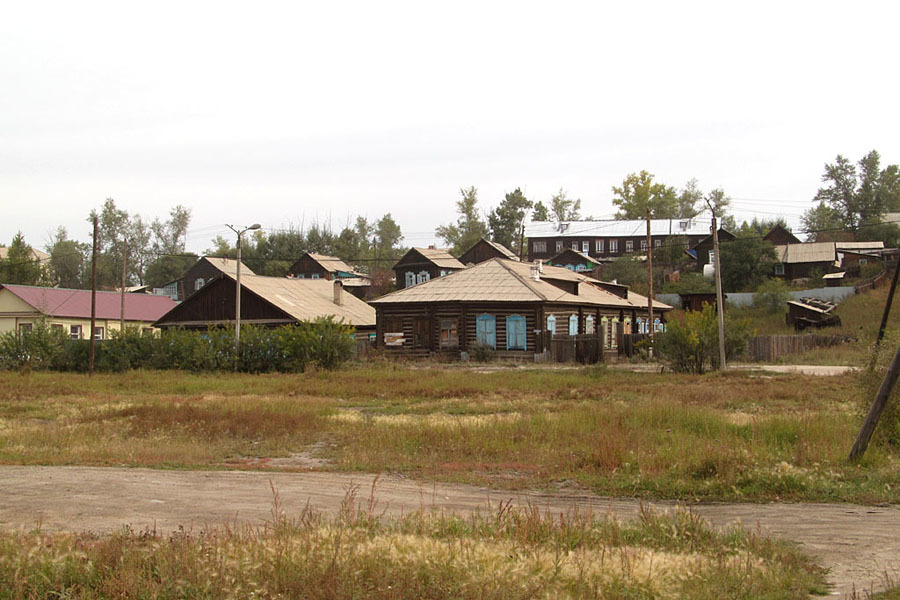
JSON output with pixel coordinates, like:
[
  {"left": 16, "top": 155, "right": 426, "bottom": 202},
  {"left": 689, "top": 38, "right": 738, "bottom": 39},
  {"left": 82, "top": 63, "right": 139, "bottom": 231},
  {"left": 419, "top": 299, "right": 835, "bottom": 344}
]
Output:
[{"left": 2, "top": 284, "right": 178, "bottom": 322}]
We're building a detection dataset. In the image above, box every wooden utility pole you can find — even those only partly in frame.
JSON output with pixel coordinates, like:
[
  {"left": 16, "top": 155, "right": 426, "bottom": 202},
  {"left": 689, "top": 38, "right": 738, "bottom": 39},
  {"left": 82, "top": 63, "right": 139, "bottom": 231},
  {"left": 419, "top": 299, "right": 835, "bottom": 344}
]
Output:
[
  {"left": 119, "top": 241, "right": 127, "bottom": 333},
  {"left": 518, "top": 222, "right": 526, "bottom": 261},
  {"left": 89, "top": 216, "right": 98, "bottom": 376},
  {"left": 646, "top": 207, "right": 654, "bottom": 354},
  {"left": 850, "top": 339, "right": 900, "bottom": 461},
  {"left": 876, "top": 252, "right": 900, "bottom": 347},
  {"left": 706, "top": 200, "right": 727, "bottom": 370}
]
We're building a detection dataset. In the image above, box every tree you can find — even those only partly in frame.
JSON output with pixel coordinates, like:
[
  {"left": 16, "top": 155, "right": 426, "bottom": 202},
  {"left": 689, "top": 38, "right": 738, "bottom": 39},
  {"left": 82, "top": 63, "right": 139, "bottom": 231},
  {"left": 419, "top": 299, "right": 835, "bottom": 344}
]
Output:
[
  {"left": 805, "top": 151, "right": 900, "bottom": 234},
  {"left": 676, "top": 178, "right": 703, "bottom": 219},
  {"left": 531, "top": 201, "right": 550, "bottom": 221},
  {"left": 88, "top": 198, "right": 152, "bottom": 288},
  {"left": 612, "top": 171, "right": 679, "bottom": 219},
  {"left": 435, "top": 186, "right": 489, "bottom": 256},
  {"left": 719, "top": 236, "right": 777, "bottom": 292},
  {"left": 549, "top": 188, "right": 581, "bottom": 221},
  {"left": 144, "top": 205, "right": 194, "bottom": 287},
  {"left": 0, "top": 232, "right": 43, "bottom": 285},
  {"left": 488, "top": 188, "right": 532, "bottom": 255},
  {"left": 46, "top": 227, "right": 89, "bottom": 288},
  {"left": 800, "top": 201, "right": 847, "bottom": 241},
  {"left": 373, "top": 213, "right": 404, "bottom": 271}
]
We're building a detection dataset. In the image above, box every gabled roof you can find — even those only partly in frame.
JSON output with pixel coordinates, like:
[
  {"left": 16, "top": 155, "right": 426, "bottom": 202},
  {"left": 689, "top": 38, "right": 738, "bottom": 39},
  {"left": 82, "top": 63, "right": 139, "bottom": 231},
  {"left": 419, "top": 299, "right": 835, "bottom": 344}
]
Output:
[
  {"left": 0, "top": 247, "right": 50, "bottom": 262},
  {"left": 835, "top": 241, "right": 885, "bottom": 251},
  {"left": 548, "top": 248, "right": 598, "bottom": 265},
  {"left": 395, "top": 247, "right": 465, "bottom": 270},
  {"left": 774, "top": 242, "right": 839, "bottom": 264},
  {"left": 526, "top": 219, "right": 710, "bottom": 239},
  {"left": 155, "top": 274, "right": 375, "bottom": 328},
  {"left": 688, "top": 228, "right": 737, "bottom": 251},
  {"left": 203, "top": 256, "right": 254, "bottom": 276},
  {"left": 0, "top": 284, "right": 177, "bottom": 322},
  {"left": 763, "top": 224, "right": 801, "bottom": 245},
  {"left": 304, "top": 253, "right": 367, "bottom": 277},
  {"left": 372, "top": 258, "right": 670, "bottom": 310}
]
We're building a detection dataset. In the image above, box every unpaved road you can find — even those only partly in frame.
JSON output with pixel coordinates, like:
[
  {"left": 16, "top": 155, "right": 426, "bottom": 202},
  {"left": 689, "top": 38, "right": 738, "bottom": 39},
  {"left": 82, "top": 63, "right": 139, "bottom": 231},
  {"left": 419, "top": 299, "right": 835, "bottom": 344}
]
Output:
[{"left": 1, "top": 466, "right": 897, "bottom": 598}]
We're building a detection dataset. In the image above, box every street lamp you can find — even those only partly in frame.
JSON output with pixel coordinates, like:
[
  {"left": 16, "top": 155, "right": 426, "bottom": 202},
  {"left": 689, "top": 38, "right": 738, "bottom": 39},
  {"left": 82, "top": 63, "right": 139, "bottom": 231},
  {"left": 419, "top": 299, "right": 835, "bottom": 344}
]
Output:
[{"left": 226, "top": 223, "right": 261, "bottom": 353}]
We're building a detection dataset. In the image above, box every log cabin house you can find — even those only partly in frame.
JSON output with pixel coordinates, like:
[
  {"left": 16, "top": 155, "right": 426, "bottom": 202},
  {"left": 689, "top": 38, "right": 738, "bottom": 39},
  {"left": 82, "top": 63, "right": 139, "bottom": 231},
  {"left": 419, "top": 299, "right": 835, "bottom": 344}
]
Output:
[
  {"left": 458, "top": 238, "right": 519, "bottom": 265},
  {"left": 371, "top": 258, "right": 670, "bottom": 361},
  {"left": 392, "top": 247, "right": 465, "bottom": 289},
  {"left": 154, "top": 272, "right": 375, "bottom": 333},
  {"left": 287, "top": 252, "right": 371, "bottom": 298},
  {"left": 157, "top": 256, "right": 254, "bottom": 301}
]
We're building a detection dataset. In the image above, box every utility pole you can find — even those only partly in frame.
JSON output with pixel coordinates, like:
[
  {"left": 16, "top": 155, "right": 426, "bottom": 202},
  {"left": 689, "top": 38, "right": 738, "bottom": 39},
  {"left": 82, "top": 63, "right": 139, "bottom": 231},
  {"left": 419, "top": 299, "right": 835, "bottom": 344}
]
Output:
[
  {"left": 646, "top": 207, "right": 654, "bottom": 355},
  {"left": 850, "top": 339, "right": 900, "bottom": 461},
  {"left": 706, "top": 199, "right": 727, "bottom": 370},
  {"left": 120, "top": 240, "right": 127, "bottom": 334},
  {"left": 226, "top": 223, "right": 261, "bottom": 363},
  {"left": 89, "top": 216, "right": 98, "bottom": 376},
  {"left": 518, "top": 221, "right": 526, "bottom": 261}
]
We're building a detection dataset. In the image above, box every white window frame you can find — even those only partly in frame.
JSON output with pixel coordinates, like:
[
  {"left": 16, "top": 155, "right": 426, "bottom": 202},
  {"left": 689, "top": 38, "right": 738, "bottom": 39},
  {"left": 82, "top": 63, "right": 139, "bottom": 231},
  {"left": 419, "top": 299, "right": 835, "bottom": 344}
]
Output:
[
  {"left": 625, "top": 240, "right": 634, "bottom": 253},
  {"left": 571, "top": 241, "right": 578, "bottom": 250},
  {"left": 70, "top": 325, "right": 82, "bottom": 339},
  {"left": 582, "top": 241, "right": 589, "bottom": 254},
  {"left": 405, "top": 272, "right": 415, "bottom": 287},
  {"left": 194, "top": 277, "right": 205, "bottom": 291},
  {"left": 533, "top": 240, "right": 547, "bottom": 254},
  {"left": 774, "top": 263, "right": 785, "bottom": 276},
  {"left": 609, "top": 239, "right": 618, "bottom": 253},
  {"left": 640, "top": 239, "right": 648, "bottom": 252},
  {"left": 93, "top": 327, "right": 104, "bottom": 341},
  {"left": 595, "top": 239, "right": 604, "bottom": 253},
  {"left": 555, "top": 241, "right": 564, "bottom": 253},
  {"left": 654, "top": 239, "right": 662, "bottom": 248}
]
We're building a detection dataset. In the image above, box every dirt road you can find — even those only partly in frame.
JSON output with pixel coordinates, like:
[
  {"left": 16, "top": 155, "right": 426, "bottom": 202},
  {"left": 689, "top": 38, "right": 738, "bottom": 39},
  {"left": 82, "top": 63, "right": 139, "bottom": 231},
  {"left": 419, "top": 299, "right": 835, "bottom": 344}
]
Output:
[{"left": 1, "top": 465, "right": 896, "bottom": 597}]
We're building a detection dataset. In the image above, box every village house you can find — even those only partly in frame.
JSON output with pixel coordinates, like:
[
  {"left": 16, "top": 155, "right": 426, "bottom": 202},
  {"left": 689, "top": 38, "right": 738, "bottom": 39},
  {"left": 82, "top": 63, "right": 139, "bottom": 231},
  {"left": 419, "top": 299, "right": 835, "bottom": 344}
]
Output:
[
  {"left": 545, "top": 248, "right": 603, "bottom": 273},
  {"left": 686, "top": 228, "right": 737, "bottom": 265},
  {"left": 153, "top": 272, "right": 375, "bottom": 333},
  {"left": 156, "top": 256, "right": 254, "bottom": 301},
  {"left": 525, "top": 218, "right": 710, "bottom": 262},
  {"left": 287, "top": 252, "right": 371, "bottom": 299},
  {"left": 392, "top": 247, "right": 465, "bottom": 289},
  {"left": 0, "top": 283, "right": 177, "bottom": 339},
  {"left": 457, "top": 238, "right": 519, "bottom": 265},
  {"left": 371, "top": 258, "right": 670, "bottom": 361},
  {"left": 772, "top": 241, "right": 884, "bottom": 280}
]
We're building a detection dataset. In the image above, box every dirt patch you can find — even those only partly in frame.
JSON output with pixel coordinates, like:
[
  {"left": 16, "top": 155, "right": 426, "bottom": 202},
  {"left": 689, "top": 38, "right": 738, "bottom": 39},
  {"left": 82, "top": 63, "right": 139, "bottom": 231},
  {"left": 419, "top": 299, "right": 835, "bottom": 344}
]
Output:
[
  {"left": 0, "top": 465, "right": 897, "bottom": 597},
  {"left": 225, "top": 441, "right": 333, "bottom": 470}
]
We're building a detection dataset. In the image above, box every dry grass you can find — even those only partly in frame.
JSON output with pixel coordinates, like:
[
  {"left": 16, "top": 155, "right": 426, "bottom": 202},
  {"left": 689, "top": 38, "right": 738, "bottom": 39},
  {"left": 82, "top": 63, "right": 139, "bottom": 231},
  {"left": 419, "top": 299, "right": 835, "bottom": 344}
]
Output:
[
  {"left": 0, "top": 366, "right": 897, "bottom": 503},
  {"left": 0, "top": 490, "right": 826, "bottom": 599}
]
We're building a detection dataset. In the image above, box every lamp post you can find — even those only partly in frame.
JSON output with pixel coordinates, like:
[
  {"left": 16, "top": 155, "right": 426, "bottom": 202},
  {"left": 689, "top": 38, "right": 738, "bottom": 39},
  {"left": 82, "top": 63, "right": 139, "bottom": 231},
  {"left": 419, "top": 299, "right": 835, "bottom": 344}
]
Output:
[{"left": 226, "top": 223, "right": 261, "bottom": 354}]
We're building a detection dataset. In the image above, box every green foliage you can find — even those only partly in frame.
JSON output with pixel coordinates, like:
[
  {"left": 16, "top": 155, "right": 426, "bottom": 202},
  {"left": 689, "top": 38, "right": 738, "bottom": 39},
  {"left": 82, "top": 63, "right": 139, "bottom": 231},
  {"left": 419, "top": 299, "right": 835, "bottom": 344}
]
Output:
[
  {"left": 549, "top": 188, "right": 581, "bottom": 221},
  {"left": 658, "top": 305, "right": 751, "bottom": 373},
  {"left": 0, "top": 232, "right": 43, "bottom": 285},
  {"left": 0, "top": 319, "right": 356, "bottom": 373},
  {"left": 435, "top": 186, "right": 490, "bottom": 256},
  {"left": 753, "top": 278, "right": 790, "bottom": 313},
  {"left": 487, "top": 188, "right": 532, "bottom": 254},
  {"left": 661, "top": 272, "right": 714, "bottom": 294},
  {"left": 468, "top": 342, "right": 494, "bottom": 363},
  {"left": 612, "top": 170, "right": 679, "bottom": 219},
  {"left": 0, "top": 320, "right": 67, "bottom": 371},
  {"left": 719, "top": 237, "right": 777, "bottom": 292},
  {"left": 600, "top": 256, "right": 646, "bottom": 289},
  {"left": 530, "top": 201, "right": 549, "bottom": 221},
  {"left": 46, "top": 227, "right": 89, "bottom": 289}
]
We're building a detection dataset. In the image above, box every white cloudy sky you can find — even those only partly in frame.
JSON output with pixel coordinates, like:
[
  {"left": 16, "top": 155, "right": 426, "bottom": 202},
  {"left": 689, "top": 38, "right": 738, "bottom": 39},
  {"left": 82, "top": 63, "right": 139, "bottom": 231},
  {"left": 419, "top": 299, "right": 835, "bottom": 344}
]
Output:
[{"left": 3, "top": 0, "right": 899, "bottom": 253}]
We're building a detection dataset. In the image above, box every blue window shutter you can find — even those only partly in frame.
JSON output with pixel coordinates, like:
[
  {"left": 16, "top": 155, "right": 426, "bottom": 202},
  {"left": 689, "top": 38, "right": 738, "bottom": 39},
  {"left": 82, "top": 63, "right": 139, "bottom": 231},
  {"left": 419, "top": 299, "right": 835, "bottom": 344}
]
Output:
[
  {"left": 506, "top": 315, "right": 525, "bottom": 350},
  {"left": 546, "top": 314, "right": 556, "bottom": 336},
  {"left": 568, "top": 315, "right": 578, "bottom": 335},
  {"left": 476, "top": 314, "right": 496, "bottom": 349}
]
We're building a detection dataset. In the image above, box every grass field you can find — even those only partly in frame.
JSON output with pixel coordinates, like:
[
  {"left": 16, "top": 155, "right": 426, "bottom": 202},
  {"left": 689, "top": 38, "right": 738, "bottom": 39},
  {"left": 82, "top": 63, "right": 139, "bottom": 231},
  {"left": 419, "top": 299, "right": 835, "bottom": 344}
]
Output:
[
  {"left": 2, "top": 365, "right": 899, "bottom": 504},
  {"left": 0, "top": 491, "right": 827, "bottom": 599}
]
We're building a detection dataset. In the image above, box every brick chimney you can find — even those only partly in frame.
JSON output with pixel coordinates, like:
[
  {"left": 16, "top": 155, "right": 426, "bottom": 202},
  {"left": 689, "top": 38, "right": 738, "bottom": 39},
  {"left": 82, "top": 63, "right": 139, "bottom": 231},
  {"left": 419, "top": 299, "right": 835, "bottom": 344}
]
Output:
[{"left": 333, "top": 279, "right": 344, "bottom": 307}]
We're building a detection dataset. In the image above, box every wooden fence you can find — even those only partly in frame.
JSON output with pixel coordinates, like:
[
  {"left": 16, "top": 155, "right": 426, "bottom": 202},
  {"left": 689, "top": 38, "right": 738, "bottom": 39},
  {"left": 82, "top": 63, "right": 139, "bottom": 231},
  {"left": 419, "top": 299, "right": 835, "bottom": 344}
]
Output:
[
  {"left": 745, "top": 334, "right": 855, "bottom": 362},
  {"left": 854, "top": 269, "right": 888, "bottom": 294},
  {"left": 542, "top": 333, "right": 603, "bottom": 364}
]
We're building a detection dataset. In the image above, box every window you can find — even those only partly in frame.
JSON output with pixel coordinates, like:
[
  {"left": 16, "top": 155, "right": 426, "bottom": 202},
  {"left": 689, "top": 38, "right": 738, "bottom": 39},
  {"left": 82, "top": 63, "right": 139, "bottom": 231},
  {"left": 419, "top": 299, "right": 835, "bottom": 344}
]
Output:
[
  {"left": 707, "top": 250, "right": 715, "bottom": 265},
  {"left": 568, "top": 314, "right": 578, "bottom": 335},
  {"left": 93, "top": 327, "right": 104, "bottom": 341},
  {"left": 774, "top": 263, "right": 785, "bottom": 276},
  {"left": 625, "top": 240, "right": 634, "bottom": 253},
  {"left": 70, "top": 325, "right": 82, "bottom": 339},
  {"left": 609, "top": 240, "right": 618, "bottom": 253},
  {"left": 194, "top": 277, "right": 205, "bottom": 291},
  {"left": 311, "top": 273, "right": 320, "bottom": 279},
  {"left": 654, "top": 239, "right": 662, "bottom": 248},
  {"left": 440, "top": 319, "right": 458, "bottom": 348},
  {"left": 575, "top": 263, "right": 587, "bottom": 271},
  {"left": 533, "top": 240, "right": 547, "bottom": 254},
  {"left": 555, "top": 241, "right": 564, "bottom": 253},
  {"left": 582, "top": 241, "right": 589, "bottom": 254},
  {"left": 405, "top": 272, "right": 415, "bottom": 287},
  {"left": 506, "top": 315, "right": 526, "bottom": 350},
  {"left": 595, "top": 239, "right": 604, "bottom": 253},
  {"left": 571, "top": 241, "right": 578, "bottom": 250},
  {"left": 859, "top": 258, "right": 868, "bottom": 266},
  {"left": 297, "top": 274, "right": 306, "bottom": 278},
  {"left": 585, "top": 314, "right": 595, "bottom": 334},
  {"left": 51, "top": 324, "right": 63, "bottom": 332},
  {"left": 416, "top": 271, "right": 430, "bottom": 285},
  {"left": 476, "top": 314, "right": 496, "bottom": 349},
  {"left": 440, "top": 270, "right": 447, "bottom": 277},
  {"left": 640, "top": 239, "right": 648, "bottom": 252},
  {"left": 546, "top": 314, "right": 557, "bottom": 335}
]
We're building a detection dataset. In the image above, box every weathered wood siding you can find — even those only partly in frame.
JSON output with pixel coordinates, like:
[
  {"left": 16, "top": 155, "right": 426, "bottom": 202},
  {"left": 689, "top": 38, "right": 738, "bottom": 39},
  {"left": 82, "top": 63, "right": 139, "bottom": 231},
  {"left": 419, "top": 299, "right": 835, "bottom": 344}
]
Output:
[{"left": 745, "top": 334, "right": 854, "bottom": 362}]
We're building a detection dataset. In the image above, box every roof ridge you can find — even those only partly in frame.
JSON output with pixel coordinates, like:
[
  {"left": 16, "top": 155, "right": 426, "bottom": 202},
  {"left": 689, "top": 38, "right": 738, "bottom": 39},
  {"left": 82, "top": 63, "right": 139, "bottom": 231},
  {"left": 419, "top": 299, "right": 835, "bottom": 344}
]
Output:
[{"left": 496, "top": 258, "right": 549, "bottom": 301}]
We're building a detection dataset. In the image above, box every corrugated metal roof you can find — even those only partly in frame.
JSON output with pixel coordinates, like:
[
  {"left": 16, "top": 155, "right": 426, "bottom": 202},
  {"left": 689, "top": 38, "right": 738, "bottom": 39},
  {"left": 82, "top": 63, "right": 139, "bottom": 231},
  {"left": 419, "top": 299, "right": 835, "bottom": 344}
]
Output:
[
  {"left": 306, "top": 253, "right": 367, "bottom": 277},
  {"left": 1, "top": 284, "right": 177, "bottom": 322},
  {"left": 525, "top": 219, "right": 710, "bottom": 239},
  {"left": 835, "top": 241, "right": 885, "bottom": 251},
  {"left": 236, "top": 274, "right": 374, "bottom": 326},
  {"left": 481, "top": 239, "right": 519, "bottom": 260},
  {"left": 774, "top": 242, "right": 838, "bottom": 264},
  {"left": 372, "top": 258, "right": 671, "bottom": 311}
]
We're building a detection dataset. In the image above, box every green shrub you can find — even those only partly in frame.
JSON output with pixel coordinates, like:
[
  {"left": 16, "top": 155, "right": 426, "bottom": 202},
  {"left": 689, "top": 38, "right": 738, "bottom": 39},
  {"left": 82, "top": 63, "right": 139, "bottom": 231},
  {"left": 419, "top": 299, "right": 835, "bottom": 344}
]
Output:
[
  {"left": 754, "top": 279, "right": 790, "bottom": 314},
  {"left": 469, "top": 342, "right": 495, "bottom": 363},
  {"left": 0, "top": 320, "right": 67, "bottom": 371},
  {"left": 658, "top": 305, "right": 752, "bottom": 373}
]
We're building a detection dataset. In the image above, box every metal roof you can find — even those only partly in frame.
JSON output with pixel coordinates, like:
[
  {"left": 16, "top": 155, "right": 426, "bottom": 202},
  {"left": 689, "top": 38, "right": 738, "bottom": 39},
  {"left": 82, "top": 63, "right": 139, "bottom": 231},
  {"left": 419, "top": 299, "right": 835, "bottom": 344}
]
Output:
[
  {"left": 525, "top": 218, "right": 711, "bottom": 239},
  {"left": 305, "top": 253, "right": 368, "bottom": 277},
  {"left": 236, "top": 274, "right": 375, "bottom": 326},
  {"left": 203, "top": 256, "right": 255, "bottom": 276},
  {"left": 403, "top": 247, "right": 466, "bottom": 269},
  {"left": 774, "top": 242, "right": 839, "bottom": 264},
  {"left": 372, "top": 258, "right": 670, "bottom": 310},
  {"left": 0, "top": 284, "right": 178, "bottom": 322}
]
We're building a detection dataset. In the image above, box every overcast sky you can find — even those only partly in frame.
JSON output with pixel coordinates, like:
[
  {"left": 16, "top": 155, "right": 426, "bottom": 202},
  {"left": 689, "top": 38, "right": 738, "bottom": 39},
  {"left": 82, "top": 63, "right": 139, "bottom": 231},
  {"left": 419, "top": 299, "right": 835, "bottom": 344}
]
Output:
[{"left": 3, "top": 1, "right": 900, "bottom": 254}]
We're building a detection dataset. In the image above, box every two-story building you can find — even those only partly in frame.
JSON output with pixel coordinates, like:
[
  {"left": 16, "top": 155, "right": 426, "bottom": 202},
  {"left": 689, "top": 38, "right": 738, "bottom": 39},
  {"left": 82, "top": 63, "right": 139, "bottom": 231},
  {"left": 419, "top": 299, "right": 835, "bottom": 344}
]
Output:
[{"left": 525, "top": 219, "right": 710, "bottom": 262}]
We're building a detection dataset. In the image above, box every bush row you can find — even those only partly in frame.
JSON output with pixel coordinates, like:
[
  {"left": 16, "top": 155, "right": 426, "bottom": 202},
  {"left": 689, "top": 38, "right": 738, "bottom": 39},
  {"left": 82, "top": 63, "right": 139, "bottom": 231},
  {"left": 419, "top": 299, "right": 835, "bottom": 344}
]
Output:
[{"left": 0, "top": 317, "right": 357, "bottom": 373}]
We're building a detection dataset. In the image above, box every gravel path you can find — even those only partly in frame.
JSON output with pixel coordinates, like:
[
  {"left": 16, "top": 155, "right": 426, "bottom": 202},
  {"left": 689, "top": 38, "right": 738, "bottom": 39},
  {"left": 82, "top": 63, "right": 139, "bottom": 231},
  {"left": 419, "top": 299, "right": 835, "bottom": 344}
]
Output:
[{"left": 1, "top": 465, "right": 896, "bottom": 598}]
